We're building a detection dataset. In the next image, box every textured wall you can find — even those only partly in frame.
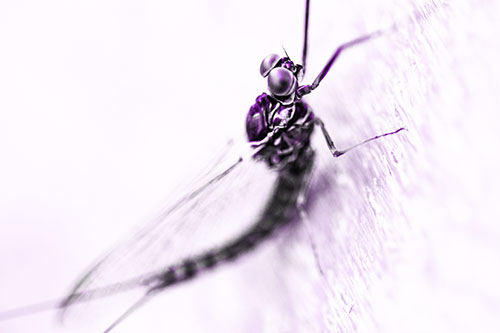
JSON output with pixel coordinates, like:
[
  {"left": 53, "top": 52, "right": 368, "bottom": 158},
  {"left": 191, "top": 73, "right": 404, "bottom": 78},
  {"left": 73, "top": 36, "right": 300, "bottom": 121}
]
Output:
[
  {"left": 303, "top": 0, "right": 500, "bottom": 331},
  {"left": 1, "top": 0, "right": 499, "bottom": 332}
]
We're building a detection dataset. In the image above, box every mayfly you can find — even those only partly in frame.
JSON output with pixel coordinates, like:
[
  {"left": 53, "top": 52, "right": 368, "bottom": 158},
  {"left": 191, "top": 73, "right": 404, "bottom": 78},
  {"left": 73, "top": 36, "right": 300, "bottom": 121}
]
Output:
[{"left": 0, "top": 0, "right": 405, "bottom": 331}]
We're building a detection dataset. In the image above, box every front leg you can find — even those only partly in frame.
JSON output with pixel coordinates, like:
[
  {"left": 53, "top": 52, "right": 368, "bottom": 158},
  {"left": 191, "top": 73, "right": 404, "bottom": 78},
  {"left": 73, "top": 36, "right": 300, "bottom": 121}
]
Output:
[{"left": 297, "top": 31, "right": 383, "bottom": 98}]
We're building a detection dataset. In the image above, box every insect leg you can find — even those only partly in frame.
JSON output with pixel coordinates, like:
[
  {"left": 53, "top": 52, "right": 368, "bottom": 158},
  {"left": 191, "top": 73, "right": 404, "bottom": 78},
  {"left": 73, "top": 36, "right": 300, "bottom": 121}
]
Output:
[
  {"left": 296, "top": 164, "right": 326, "bottom": 276},
  {"left": 297, "top": 30, "right": 383, "bottom": 97},
  {"left": 314, "top": 117, "right": 406, "bottom": 158},
  {"left": 301, "top": 0, "right": 311, "bottom": 73}
]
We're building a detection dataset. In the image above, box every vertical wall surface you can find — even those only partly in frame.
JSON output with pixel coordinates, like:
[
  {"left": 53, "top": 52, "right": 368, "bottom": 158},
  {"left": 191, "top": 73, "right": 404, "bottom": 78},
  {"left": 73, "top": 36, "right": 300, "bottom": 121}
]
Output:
[
  {"left": 302, "top": 0, "right": 500, "bottom": 332},
  {"left": 0, "top": 0, "right": 499, "bottom": 332}
]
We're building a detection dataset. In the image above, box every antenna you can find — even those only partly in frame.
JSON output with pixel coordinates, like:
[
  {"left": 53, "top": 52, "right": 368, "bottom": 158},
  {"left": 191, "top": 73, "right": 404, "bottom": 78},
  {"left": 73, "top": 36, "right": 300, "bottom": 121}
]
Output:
[{"left": 281, "top": 44, "right": 291, "bottom": 59}]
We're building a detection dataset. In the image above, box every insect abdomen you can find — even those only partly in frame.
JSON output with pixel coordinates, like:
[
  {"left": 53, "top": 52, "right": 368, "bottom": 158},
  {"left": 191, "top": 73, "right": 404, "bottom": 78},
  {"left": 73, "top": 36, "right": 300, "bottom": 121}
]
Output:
[{"left": 149, "top": 148, "right": 315, "bottom": 292}]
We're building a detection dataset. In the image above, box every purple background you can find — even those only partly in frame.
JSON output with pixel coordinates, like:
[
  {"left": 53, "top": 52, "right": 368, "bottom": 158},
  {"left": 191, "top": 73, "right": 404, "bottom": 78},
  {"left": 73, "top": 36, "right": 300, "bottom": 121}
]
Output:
[{"left": 1, "top": 0, "right": 499, "bottom": 332}]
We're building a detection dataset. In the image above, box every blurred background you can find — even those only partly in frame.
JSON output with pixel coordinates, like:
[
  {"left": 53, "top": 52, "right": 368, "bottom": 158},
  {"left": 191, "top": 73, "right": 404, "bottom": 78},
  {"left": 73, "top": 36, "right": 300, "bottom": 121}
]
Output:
[{"left": 1, "top": 0, "right": 499, "bottom": 332}]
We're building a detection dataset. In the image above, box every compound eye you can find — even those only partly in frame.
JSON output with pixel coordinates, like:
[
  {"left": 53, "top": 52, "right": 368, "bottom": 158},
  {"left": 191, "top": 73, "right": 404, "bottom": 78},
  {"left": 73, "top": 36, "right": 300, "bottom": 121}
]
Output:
[
  {"left": 267, "top": 67, "right": 297, "bottom": 96},
  {"left": 260, "top": 54, "right": 281, "bottom": 77}
]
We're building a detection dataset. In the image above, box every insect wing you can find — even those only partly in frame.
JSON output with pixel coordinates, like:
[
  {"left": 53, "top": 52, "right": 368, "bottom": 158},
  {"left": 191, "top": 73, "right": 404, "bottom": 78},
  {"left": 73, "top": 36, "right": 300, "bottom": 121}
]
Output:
[{"left": 59, "top": 140, "right": 278, "bottom": 330}]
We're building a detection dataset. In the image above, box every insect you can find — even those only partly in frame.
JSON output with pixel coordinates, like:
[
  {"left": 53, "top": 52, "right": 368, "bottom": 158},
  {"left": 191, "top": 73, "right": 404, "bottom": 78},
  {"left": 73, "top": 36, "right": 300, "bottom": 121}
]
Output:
[{"left": 0, "top": 0, "right": 405, "bottom": 331}]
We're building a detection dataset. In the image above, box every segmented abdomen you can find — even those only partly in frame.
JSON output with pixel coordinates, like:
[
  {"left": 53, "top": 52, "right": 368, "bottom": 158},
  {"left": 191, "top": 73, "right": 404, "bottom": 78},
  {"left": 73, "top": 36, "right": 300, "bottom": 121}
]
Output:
[{"left": 148, "top": 147, "right": 315, "bottom": 292}]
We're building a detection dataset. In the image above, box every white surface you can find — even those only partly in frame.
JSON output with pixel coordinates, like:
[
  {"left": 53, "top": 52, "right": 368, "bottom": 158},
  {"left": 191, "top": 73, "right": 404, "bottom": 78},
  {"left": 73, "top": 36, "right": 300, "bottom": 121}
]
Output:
[{"left": 1, "top": 0, "right": 500, "bottom": 332}]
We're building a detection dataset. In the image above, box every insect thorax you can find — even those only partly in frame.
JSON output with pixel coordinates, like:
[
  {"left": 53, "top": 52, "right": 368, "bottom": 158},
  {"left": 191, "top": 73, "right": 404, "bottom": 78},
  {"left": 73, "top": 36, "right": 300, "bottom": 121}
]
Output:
[{"left": 246, "top": 93, "right": 315, "bottom": 168}]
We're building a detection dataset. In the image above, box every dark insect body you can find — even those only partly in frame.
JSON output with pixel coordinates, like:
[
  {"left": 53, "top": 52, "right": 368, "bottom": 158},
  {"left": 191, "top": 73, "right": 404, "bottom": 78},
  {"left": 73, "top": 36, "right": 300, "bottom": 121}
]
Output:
[
  {"left": 149, "top": 147, "right": 315, "bottom": 292},
  {"left": 0, "top": 0, "right": 405, "bottom": 331}
]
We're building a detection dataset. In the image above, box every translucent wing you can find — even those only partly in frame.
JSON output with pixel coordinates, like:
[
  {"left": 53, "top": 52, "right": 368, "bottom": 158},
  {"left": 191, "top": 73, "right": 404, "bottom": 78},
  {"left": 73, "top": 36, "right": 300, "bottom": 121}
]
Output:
[{"left": 59, "top": 139, "right": 278, "bottom": 330}]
